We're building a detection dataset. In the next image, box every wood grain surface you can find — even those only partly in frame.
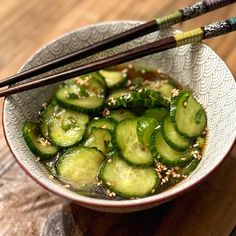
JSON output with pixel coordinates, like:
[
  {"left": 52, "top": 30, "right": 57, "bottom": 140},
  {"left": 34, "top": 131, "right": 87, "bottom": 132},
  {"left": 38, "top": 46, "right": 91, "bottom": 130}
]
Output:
[{"left": 0, "top": 0, "right": 235, "bottom": 235}]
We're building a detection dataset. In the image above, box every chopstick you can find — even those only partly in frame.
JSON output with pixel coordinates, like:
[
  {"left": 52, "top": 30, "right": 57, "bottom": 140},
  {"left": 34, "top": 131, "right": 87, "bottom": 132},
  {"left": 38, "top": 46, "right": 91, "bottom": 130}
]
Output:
[
  {"left": 1, "top": 17, "right": 235, "bottom": 97},
  {"left": 0, "top": 0, "right": 235, "bottom": 88}
]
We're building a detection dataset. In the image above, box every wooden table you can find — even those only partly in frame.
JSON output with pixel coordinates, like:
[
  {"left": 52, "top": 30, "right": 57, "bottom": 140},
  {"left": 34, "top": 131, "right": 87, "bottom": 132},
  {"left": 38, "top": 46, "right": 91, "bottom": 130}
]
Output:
[{"left": 0, "top": 1, "right": 235, "bottom": 235}]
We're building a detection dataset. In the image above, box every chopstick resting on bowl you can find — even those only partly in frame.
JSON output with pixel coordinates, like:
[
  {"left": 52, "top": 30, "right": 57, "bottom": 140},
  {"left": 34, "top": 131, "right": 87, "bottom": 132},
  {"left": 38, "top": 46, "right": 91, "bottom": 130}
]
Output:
[
  {"left": 1, "top": 17, "right": 235, "bottom": 97},
  {"left": 0, "top": 0, "right": 235, "bottom": 89}
]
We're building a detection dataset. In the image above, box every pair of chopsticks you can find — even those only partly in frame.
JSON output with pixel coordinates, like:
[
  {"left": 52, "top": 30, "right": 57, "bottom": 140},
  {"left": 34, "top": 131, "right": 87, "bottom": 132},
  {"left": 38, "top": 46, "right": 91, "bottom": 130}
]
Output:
[{"left": 1, "top": 0, "right": 236, "bottom": 97}]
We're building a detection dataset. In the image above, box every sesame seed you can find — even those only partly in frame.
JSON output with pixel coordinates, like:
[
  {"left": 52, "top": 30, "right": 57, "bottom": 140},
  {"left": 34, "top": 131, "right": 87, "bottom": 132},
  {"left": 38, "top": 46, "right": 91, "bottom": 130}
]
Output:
[
  {"left": 193, "top": 143, "right": 199, "bottom": 147},
  {"left": 128, "top": 64, "right": 133, "bottom": 69},
  {"left": 108, "top": 159, "right": 112, "bottom": 163},
  {"left": 202, "top": 130, "right": 207, "bottom": 136},
  {"left": 141, "top": 69, "right": 146, "bottom": 74},
  {"left": 151, "top": 189, "right": 155, "bottom": 194},
  {"left": 97, "top": 181, "right": 102, "bottom": 186},
  {"left": 64, "top": 184, "right": 70, "bottom": 189},
  {"left": 112, "top": 192, "right": 116, "bottom": 197},
  {"left": 152, "top": 82, "right": 161, "bottom": 89},
  {"left": 181, "top": 158, "right": 186, "bottom": 160},
  {"left": 125, "top": 79, "right": 132, "bottom": 87},
  {"left": 128, "top": 85, "right": 136, "bottom": 91},
  {"left": 183, "top": 101, "right": 188, "bottom": 107},
  {"left": 122, "top": 68, "right": 128, "bottom": 74},
  {"left": 122, "top": 73, "right": 127, "bottom": 78},
  {"left": 171, "top": 88, "right": 180, "bottom": 97}
]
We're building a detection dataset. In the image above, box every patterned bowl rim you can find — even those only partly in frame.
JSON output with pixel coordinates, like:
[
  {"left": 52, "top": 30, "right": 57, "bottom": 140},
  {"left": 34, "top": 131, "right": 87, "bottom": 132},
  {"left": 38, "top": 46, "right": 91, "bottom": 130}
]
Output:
[{"left": 3, "top": 20, "right": 236, "bottom": 209}]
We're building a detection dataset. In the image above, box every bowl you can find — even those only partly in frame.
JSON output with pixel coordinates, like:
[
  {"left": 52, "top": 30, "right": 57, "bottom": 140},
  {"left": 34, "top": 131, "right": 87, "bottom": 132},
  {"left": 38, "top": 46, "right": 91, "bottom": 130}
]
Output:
[{"left": 3, "top": 21, "right": 236, "bottom": 213}]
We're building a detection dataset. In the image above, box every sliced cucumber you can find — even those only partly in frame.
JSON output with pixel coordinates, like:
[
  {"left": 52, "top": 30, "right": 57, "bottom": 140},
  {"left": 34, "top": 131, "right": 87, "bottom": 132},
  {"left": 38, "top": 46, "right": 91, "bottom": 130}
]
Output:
[
  {"left": 56, "top": 146, "right": 104, "bottom": 185},
  {"left": 158, "top": 82, "right": 175, "bottom": 100},
  {"left": 84, "top": 128, "right": 112, "bottom": 154},
  {"left": 150, "top": 129, "right": 193, "bottom": 167},
  {"left": 39, "top": 98, "right": 59, "bottom": 139},
  {"left": 143, "top": 81, "right": 175, "bottom": 101},
  {"left": 113, "top": 119, "right": 153, "bottom": 166},
  {"left": 108, "top": 109, "right": 136, "bottom": 122},
  {"left": 22, "top": 121, "right": 58, "bottom": 160},
  {"left": 162, "top": 116, "right": 191, "bottom": 151},
  {"left": 86, "top": 118, "right": 116, "bottom": 137},
  {"left": 178, "top": 159, "right": 200, "bottom": 176},
  {"left": 55, "top": 75, "right": 105, "bottom": 113},
  {"left": 99, "top": 69, "right": 127, "bottom": 89},
  {"left": 170, "top": 91, "right": 207, "bottom": 138},
  {"left": 106, "top": 89, "right": 169, "bottom": 109},
  {"left": 49, "top": 108, "right": 89, "bottom": 147},
  {"left": 143, "top": 107, "right": 169, "bottom": 122},
  {"left": 137, "top": 117, "right": 158, "bottom": 147},
  {"left": 99, "top": 155, "right": 159, "bottom": 198},
  {"left": 91, "top": 71, "right": 106, "bottom": 88}
]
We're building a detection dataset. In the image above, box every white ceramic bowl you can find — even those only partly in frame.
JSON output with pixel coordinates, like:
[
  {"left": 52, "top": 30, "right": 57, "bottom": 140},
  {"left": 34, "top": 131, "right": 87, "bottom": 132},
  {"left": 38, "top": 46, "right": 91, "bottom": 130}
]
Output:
[{"left": 3, "top": 21, "right": 236, "bottom": 213}]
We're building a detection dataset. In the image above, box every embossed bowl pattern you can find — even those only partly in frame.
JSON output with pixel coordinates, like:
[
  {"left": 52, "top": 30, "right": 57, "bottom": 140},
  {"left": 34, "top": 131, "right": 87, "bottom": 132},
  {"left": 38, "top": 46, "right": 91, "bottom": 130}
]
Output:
[{"left": 3, "top": 21, "right": 236, "bottom": 212}]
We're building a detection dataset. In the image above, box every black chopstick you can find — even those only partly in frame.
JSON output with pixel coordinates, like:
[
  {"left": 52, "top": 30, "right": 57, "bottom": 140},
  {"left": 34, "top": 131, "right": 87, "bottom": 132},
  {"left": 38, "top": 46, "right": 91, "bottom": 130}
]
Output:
[
  {"left": 0, "top": 0, "right": 235, "bottom": 88},
  {"left": 1, "top": 17, "right": 235, "bottom": 97}
]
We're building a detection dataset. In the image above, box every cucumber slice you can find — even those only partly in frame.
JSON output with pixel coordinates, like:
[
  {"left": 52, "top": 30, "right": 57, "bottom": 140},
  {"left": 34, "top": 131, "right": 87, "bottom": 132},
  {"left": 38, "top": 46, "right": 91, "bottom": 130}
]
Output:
[
  {"left": 91, "top": 71, "right": 106, "bottom": 88},
  {"left": 99, "top": 70, "right": 127, "bottom": 89},
  {"left": 84, "top": 128, "right": 112, "bottom": 154},
  {"left": 55, "top": 75, "right": 105, "bottom": 113},
  {"left": 22, "top": 121, "right": 58, "bottom": 160},
  {"left": 113, "top": 119, "right": 153, "bottom": 166},
  {"left": 39, "top": 98, "right": 59, "bottom": 139},
  {"left": 99, "top": 155, "right": 159, "bottom": 198},
  {"left": 178, "top": 159, "right": 200, "bottom": 176},
  {"left": 108, "top": 109, "right": 136, "bottom": 122},
  {"left": 150, "top": 129, "right": 193, "bottom": 167},
  {"left": 86, "top": 118, "right": 116, "bottom": 137},
  {"left": 106, "top": 89, "right": 169, "bottom": 109},
  {"left": 143, "top": 107, "right": 169, "bottom": 122},
  {"left": 143, "top": 81, "right": 175, "bottom": 100},
  {"left": 137, "top": 117, "right": 158, "bottom": 147},
  {"left": 170, "top": 91, "right": 207, "bottom": 138},
  {"left": 158, "top": 83, "right": 175, "bottom": 100},
  {"left": 162, "top": 116, "right": 191, "bottom": 151},
  {"left": 49, "top": 108, "right": 89, "bottom": 147},
  {"left": 56, "top": 146, "right": 104, "bottom": 185}
]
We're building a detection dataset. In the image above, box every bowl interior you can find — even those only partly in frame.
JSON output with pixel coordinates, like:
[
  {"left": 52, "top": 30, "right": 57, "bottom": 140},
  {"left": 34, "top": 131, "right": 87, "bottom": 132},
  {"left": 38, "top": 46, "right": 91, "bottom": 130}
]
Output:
[{"left": 3, "top": 21, "right": 236, "bottom": 211}]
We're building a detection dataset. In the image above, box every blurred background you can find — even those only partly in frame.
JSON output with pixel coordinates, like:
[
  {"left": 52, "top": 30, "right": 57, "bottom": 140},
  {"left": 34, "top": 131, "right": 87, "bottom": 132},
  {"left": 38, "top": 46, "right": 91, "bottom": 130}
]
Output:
[{"left": 0, "top": 0, "right": 235, "bottom": 235}]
